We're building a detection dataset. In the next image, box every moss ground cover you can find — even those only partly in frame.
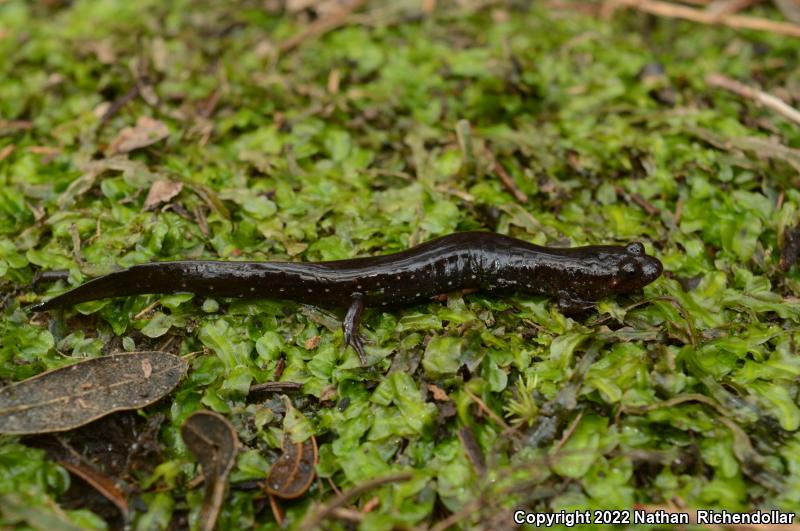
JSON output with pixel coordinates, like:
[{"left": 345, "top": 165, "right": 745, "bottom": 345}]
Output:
[{"left": 1, "top": 0, "right": 800, "bottom": 528}]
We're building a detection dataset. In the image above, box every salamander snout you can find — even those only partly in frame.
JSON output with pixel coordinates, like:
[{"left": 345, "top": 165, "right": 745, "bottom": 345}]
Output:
[
  {"left": 639, "top": 255, "right": 663, "bottom": 284},
  {"left": 619, "top": 242, "right": 663, "bottom": 290}
]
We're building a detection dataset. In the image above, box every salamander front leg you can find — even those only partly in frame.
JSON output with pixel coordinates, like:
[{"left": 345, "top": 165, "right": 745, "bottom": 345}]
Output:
[
  {"left": 343, "top": 292, "right": 367, "bottom": 365},
  {"left": 556, "top": 290, "right": 596, "bottom": 316}
]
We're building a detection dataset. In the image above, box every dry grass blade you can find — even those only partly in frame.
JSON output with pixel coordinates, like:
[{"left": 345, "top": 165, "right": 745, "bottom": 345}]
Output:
[
  {"left": 279, "top": 0, "right": 368, "bottom": 53},
  {"left": 300, "top": 472, "right": 413, "bottom": 530},
  {"left": 603, "top": 0, "right": 800, "bottom": 37},
  {"left": 707, "top": 73, "right": 800, "bottom": 128},
  {"left": 57, "top": 459, "right": 129, "bottom": 519},
  {"left": 0, "top": 352, "right": 186, "bottom": 434}
]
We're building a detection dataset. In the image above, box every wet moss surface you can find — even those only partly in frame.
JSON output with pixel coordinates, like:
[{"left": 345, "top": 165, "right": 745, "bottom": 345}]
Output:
[{"left": 1, "top": 1, "right": 800, "bottom": 528}]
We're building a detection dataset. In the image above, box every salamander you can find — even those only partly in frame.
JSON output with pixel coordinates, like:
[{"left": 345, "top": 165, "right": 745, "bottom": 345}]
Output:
[{"left": 31, "top": 231, "right": 663, "bottom": 364}]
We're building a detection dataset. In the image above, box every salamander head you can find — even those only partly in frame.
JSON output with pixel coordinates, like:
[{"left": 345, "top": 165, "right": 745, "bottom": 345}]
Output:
[{"left": 609, "top": 242, "right": 663, "bottom": 294}]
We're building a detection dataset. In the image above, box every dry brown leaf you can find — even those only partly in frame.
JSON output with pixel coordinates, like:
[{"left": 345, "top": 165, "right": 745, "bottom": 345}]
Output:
[
  {"left": 181, "top": 411, "right": 239, "bottom": 531},
  {"left": 56, "top": 156, "right": 157, "bottom": 209},
  {"left": 0, "top": 120, "right": 33, "bottom": 137},
  {"left": 428, "top": 383, "right": 450, "bottom": 402},
  {"left": 58, "top": 460, "right": 129, "bottom": 516},
  {"left": 265, "top": 433, "right": 318, "bottom": 499},
  {"left": 457, "top": 426, "right": 486, "bottom": 476},
  {"left": 0, "top": 351, "right": 186, "bottom": 434},
  {"left": 304, "top": 335, "right": 321, "bottom": 350},
  {"left": 107, "top": 116, "right": 169, "bottom": 156},
  {"left": 143, "top": 180, "right": 183, "bottom": 210},
  {"left": 781, "top": 224, "right": 800, "bottom": 272}
]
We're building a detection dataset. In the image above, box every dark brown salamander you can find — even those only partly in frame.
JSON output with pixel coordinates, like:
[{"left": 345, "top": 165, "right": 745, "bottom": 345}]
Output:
[{"left": 32, "top": 231, "right": 663, "bottom": 364}]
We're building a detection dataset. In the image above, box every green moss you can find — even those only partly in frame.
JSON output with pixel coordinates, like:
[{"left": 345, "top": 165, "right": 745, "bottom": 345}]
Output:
[{"left": 2, "top": 0, "right": 800, "bottom": 528}]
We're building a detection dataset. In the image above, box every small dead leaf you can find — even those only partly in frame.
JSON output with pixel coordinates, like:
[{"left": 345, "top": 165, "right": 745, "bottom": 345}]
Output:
[
  {"left": 0, "top": 120, "right": 33, "bottom": 135},
  {"left": 141, "top": 358, "right": 153, "bottom": 378},
  {"left": 85, "top": 38, "right": 116, "bottom": 64},
  {"left": 0, "top": 144, "right": 14, "bottom": 162},
  {"left": 184, "top": 182, "right": 230, "bottom": 219},
  {"left": 57, "top": 156, "right": 156, "bottom": 209},
  {"left": 265, "top": 433, "right": 318, "bottom": 499},
  {"left": 0, "top": 351, "right": 186, "bottom": 434},
  {"left": 428, "top": 383, "right": 450, "bottom": 402},
  {"left": 51, "top": 437, "right": 129, "bottom": 519},
  {"left": 181, "top": 411, "right": 239, "bottom": 531},
  {"left": 318, "top": 385, "right": 337, "bottom": 403},
  {"left": 143, "top": 180, "right": 183, "bottom": 210},
  {"left": 781, "top": 223, "right": 800, "bottom": 272},
  {"left": 107, "top": 116, "right": 169, "bottom": 156},
  {"left": 304, "top": 335, "right": 321, "bottom": 350},
  {"left": 457, "top": 426, "right": 486, "bottom": 477},
  {"left": 362, "top": 496, "right": 380, "bottom": 513},
  {"left": 26, "top": 146, "right": 61, "bottom": 156},
  {"left": 151, "top": 37, "right": 169, "bottom": 72}
]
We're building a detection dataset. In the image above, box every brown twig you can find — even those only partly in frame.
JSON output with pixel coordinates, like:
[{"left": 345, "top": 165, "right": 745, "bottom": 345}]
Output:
[
  {"left": 614, "top": 185, "right": 660, "bottom": 215},
  {"left": 132, "top": 300, "right": 160, "bottom": 320},
  {"left": 707, "top": 73, "right": 800, "bottom": 128},
  {"left": 300, "top": 472, "right": 412, "bottom": 530},
  {"left": 328, "top": 507, "right": 364, "bottom": 523},
  {"left": 550, "top": 411, "right": 584, "bottom": 455},
  {"left": 462, "top": 387, "right": 514, "bottom": 432},
  {"left": 673, "top": 195, "right": 684, "bottom": 224},
  {"left": 268, "top": 493, "right": 284, "bottom": 526},
  {"left": 248, "top": 381, "right": 303, "bottom": 394},
  {"left": 493, "top": 157, "right": 529, "bottom": 203},
  {"left": 457, "top": 426, "right": 487, "bottom": 476},
  {"left": 705, "top": 0, "right": 759, "bottom": 18},
  {"left": 98, "top": 85, "right": 139, "bottom": 130},
  {"left": 604, "top": 0, "right": 800, "bottom": 37},
  {"left": 544, "top": 0, "right": 605, "bottom": 14},
  {"left": 279, "top": 0, "right": 368, "bottom": 53},
  {"left": 456, "top": 119, "right": 476, "bottom": 176}
]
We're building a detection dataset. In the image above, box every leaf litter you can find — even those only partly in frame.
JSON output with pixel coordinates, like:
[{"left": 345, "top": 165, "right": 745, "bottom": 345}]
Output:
[
  {"left": 180, "top": 411, "right": 239, "bottom": 531},
  {"left": 0, "top": 351, "right": 185, "bottom": 434},
  {"left": 265, "top": 432, "right": 318, "bottom": 500},
  {"left": 105, "top": 116, "right": 169, "bottom": 156},
  {"left": 2, "top": 0, "right": 800, "bottom": 528}
]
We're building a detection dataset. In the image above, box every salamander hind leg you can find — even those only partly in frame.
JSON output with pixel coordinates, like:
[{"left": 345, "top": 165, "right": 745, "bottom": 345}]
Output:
[{"left": 343, "top": 292, "right": 367, "bottom": 365}]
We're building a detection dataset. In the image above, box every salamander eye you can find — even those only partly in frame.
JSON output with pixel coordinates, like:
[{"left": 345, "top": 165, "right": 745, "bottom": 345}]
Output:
[{"left": 626, "top": 242, "right": 645, "bottom": 256}]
